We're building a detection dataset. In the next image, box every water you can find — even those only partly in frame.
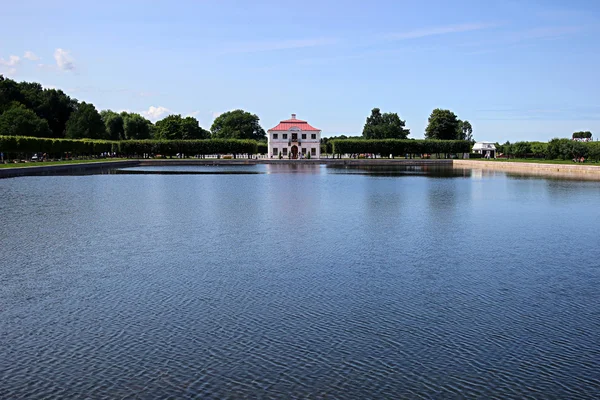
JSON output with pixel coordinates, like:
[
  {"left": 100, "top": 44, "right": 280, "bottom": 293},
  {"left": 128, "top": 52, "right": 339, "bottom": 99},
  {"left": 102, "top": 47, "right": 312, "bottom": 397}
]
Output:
[{"left": 1, "top": 164, "right": 599, "bottom": 399}]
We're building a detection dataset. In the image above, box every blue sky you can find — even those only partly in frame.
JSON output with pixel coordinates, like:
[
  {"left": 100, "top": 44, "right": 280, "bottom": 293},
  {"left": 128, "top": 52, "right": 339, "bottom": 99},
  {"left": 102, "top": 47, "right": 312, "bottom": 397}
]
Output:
[{"left": 1, "top": 0, "right": 599, "bottom": 142}]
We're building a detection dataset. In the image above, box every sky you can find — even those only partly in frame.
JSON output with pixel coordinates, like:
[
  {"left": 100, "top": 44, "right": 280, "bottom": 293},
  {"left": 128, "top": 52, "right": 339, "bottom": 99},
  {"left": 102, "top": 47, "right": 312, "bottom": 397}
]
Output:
[{"left": 1, "top": 0, "right": 599, "bottom": 142}]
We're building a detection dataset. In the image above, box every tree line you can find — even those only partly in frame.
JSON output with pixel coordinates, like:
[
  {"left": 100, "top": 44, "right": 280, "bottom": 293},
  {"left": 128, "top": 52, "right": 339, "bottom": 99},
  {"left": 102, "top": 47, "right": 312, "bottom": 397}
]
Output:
[
  {"left": 0, "top": 75, "right": 265, "bottom": 141},
  {"left": 497, "top": 139, "right": 600, "bottom": 161},
  {"left": 0, "top": 136, "right": 258, "bottom": 159}
]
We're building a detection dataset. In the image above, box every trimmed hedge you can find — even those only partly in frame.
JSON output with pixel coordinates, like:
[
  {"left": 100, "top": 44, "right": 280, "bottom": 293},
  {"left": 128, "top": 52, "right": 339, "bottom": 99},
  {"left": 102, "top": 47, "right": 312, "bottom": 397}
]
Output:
[
  {"left": 330, "top": 139, "right": 471, "bottom": 157},
  {"left": 0, "top": 136, "right": 258, "bottom": 158}
]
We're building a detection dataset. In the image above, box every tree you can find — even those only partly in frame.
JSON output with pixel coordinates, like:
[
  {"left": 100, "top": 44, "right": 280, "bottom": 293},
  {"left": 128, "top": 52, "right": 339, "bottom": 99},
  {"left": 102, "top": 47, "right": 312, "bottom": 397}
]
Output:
[
  {"left": 37, "top": 89, "right": 78, "bottom": 138},
  {"left": 101, "top": 110, "right": 125, "bottom": 140},
  {"left": 121, "top": 112, "right": 153, "bottom": 140},
  {"left": 362, "top": 108, "right": 410, "bottom": 139},
  {"left": 0, "top": 76, "right": 77, "bottom": 137},
  {"left": 155, "top": 114, "right": 209, "bottom": 140},
  {"left": 0, "top": 104, "right": 52, "bottom": 137},
  {"left": 512, "top": 141, "right": 531, "bottom": 158},
  {"left": 211, "top": 109, "right": 265, "bottom": 140},
  {"left": 425, "top": 109, "right": 460, "bottom": 140},
  {"left": 457, "top": 120, "right": 473, "bottom": 142},
  {"left": 65, "top": 102, "right": 105, "bottom": 139}
]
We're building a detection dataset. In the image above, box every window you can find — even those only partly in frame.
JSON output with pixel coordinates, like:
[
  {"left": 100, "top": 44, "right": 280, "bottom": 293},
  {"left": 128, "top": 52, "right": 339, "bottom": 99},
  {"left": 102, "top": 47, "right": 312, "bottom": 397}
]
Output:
[
  {"left": 311, "top": 148, "right": 316, "bottom": 155},
  {"left": 273, "top": 133, "right": 278, "bottom": 140},
  {"left": 282, "top": 148, "right": 288, "bottom": 155},
  {"left": 273, "top": 148, "right": 278, "bottom": 155},
  {"left": 282, "top": 134, "right": 288, "bottom": 139},
  {"left": 292, "top": 133, "right": 298, "bottom": 140},
  {"left": 311, "top": 134, "right": 317, "bottom": 140},
  {"left": 302, "top": 147, "right": 307, "bottom": 154},
  {"left": 301, "top": 134, "right": 306, "bottom": 140}
]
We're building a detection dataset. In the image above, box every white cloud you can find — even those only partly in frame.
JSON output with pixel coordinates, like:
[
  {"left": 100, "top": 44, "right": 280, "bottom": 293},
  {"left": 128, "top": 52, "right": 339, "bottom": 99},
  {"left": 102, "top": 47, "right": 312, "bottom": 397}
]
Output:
[
  {"left": 386, "top": 23, "right": 497, "bottom": 40},
  {"left": 0, "top": 55, "right": 20, "bottom": 67},
  {"left": 187, "top": 111, "right": 201, "bottom": 118},
  {"left": 141, "top": 106, "right": 171, "bottom": 121},
  {"left": 54, "top": 48, "right": 75, "bottom": 71},
  {"left": 24, "top": 51, "right": 39, "bottom": 61}
]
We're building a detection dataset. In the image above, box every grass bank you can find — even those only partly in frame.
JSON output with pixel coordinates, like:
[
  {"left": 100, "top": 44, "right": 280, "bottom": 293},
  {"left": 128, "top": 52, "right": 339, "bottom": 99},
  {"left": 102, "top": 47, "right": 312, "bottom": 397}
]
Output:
[
  {"left": 470, "top": 158, "right": 599, "bottom": 165},
  {"left": 0, "top": 158, "right": 129, "bottom": 169}
]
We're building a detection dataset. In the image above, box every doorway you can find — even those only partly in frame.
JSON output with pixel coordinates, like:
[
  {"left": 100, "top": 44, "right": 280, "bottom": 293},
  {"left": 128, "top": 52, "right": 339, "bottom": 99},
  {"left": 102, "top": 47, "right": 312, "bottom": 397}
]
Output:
[{"left": 291, "top": 145, "right": 298, "bottom": 159}]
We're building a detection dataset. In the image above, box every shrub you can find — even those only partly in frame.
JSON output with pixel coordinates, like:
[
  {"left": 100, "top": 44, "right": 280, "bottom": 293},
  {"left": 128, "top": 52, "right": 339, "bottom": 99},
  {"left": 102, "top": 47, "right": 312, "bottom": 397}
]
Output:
[{"left": 469, "top": 153, "right": 483, "bottom": 159}]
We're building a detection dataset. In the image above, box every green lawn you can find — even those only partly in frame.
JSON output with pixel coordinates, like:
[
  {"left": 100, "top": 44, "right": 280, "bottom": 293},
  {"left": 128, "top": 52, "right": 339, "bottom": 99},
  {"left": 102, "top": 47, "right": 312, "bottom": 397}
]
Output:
[
  {"left": 468, "top": 158, "right": 599, "bottom": 165},
  {"left": 0, "top": 158, "right": 130, "bottom": 169}
]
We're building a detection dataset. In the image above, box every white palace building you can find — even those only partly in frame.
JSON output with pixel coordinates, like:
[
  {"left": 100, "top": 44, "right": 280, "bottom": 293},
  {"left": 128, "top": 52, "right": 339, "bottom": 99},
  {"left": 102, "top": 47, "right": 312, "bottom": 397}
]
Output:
[{"left": 268, "top": 114, "right": 321, "bottom": 159}]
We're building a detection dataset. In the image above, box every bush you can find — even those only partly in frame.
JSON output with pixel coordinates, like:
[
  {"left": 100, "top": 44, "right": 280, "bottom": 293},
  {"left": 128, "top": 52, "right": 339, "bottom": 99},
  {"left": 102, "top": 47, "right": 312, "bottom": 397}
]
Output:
[
  {"left": 330, "top": 139, "right": 471, "bottom": 158},
  {"left": 469, "top": 153, "right": 483, "bottom": 159}
]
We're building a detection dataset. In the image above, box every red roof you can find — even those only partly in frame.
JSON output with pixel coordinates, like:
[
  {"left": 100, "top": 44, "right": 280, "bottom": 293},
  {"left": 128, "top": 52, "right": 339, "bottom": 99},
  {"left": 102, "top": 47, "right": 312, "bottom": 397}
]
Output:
[{"left": 268, "top": 114, "right": 320, "bottom": 132}]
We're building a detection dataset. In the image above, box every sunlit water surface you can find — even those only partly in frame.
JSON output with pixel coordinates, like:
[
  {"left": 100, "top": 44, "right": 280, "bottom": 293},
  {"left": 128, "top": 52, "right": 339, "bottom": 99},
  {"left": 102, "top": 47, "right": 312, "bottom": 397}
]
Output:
[{"left": 1, "top": 164, "right": 599, "bottom": 398}]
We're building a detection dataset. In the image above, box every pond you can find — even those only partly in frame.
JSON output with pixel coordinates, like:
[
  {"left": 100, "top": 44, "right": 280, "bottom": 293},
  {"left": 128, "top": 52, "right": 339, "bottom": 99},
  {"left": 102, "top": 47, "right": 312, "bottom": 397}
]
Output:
[{"left": 1, "top": 164, "right": 599, "bottom": 398}]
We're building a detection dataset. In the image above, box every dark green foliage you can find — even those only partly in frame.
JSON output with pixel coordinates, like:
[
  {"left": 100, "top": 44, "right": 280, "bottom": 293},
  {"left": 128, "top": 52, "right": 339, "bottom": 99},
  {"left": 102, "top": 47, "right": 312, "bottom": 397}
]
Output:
[
  {"left": 330, "top": 139, "right": 471, "bottom": 157},
  {"left": 457, "top": 120, "right": 473, "bottom": 142},
  {"left": 0, "top": 105, "right": 52, "bottom": 137},
  {"left": 155, "top": 114, "right": 209, "bottom": 140},
  {"left": 257, "top": 141, "right": 267, "bottom": 154},
  {"left": 0, "top": 136, "right": 258, "bottom": 158},
  {"left": 65, "top": 102, "right": 106, "bottom": 139},
  {"left": 101, "top": 110, "right": 125, "bottom": 140},
  {"left": 122, "top": 112, "right": 153, "bottom": 140},
  {"left": 511, "top": 142, "right": 532, "bottom": 158},
  {"left": 469, "top": 153, "right": 483, "bottom": 159},
  {"left": 572, "top": 131, "right": 592, "bottom": 139},
  {"left": 362, "top": 108, "right": 410, "bottom": 139},
  {"left": 211, "top": 110, "right": 266, "bottom": 140},
  {"left": 0, "top": 75, "right": 77, "bottom": 137},
  {"left": 425, "top": 109, "right": 461, "bottom": 140},
  {"left": 546, "top": 138, "right": 589, "bottom": 160}
]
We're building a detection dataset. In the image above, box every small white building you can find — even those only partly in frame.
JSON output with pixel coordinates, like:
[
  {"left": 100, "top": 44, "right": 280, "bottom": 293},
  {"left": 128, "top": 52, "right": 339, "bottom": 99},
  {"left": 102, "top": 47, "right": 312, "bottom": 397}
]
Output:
[
  {"left": 472, "top": 142, "right": 497, "bottom": 159},
  {"left": 268, "top": 114, "right": 321, "bottom": 159}
]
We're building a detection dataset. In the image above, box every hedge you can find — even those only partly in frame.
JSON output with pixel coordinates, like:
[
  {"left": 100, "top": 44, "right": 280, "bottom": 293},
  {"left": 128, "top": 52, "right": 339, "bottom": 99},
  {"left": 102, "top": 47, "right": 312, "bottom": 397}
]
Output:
[
  {"left": 330, "top": 139, "right": 471, "bottom": 157},
  {"left": 0, "top": 136, "right": 258, "bottom": 158}
]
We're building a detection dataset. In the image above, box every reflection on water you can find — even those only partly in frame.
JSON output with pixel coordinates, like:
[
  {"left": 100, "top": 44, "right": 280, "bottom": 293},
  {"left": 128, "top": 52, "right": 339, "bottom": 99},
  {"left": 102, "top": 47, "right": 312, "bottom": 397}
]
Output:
[{"left": 1, "top": 165, "right": 599, "bottom": 399}]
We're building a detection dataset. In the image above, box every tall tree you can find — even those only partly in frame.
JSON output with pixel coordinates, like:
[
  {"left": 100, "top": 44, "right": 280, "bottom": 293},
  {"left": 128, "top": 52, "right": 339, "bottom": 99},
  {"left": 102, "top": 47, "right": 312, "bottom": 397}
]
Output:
[
  {"left": 101, "top": 110, "right": 125, "bottom": 140},
  {"left": 0, "top": 104, "right": 52, "bottom": 137},
  {"left": 155, "top": 114, "right": 209, "bottom": 140},
  {"left": 120, "top": 112, "right": 153, "bottom": 140},
  {"left": 211, "top": 109, "right": 265, "bottom": 140},
  {"left": 65, "top": 102, "right": 105, "bottom": 139},
  {"left": 425, "top": 109, "right": 460, "bottom": 140},
  {"left": 457, "top": 120, "right": 473, "bottom": 141},
  {"left": 38, "top": 89, "right": 78, "bottom": 138},
  {"left": 362, "top": 108, "right": 410, "bottom": 139}
]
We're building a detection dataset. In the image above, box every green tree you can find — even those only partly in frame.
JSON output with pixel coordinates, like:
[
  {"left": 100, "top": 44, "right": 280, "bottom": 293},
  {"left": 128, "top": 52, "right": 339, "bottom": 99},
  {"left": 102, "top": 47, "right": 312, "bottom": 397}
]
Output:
[
  {"left": 155, "top": 114, "right": 209, "bottom": 140},
  {"left": 0, "top": 76, "right": 77, "bottom": 137},
  {"left": 121, "top": 112, "right": 153, "bottom": 140},
  {"left": 211, "top": 109, "right": 265, "bottom": 140},
  {"left": 101, "top": 110, "right": 125, "bottom": 140},
  {"left": 0, "top": 104, "right": 52, "bottom": 137},
  {"left": 362, "top": 108, "right": 410, "bottom": 139},
  {"left": 65, "top": 102, "right": 105, "bottom": 139},
  {"left": 425, "top": 109, "right": 460, "bottom": 140},
  {"left": 37, "top": 89, "right": 78, "bottom": 138},
  {"left": 512, "top": 141, "right": 531, "bottom": 158},
  {"left": 457, "top": 120, "right": 473, "bottom": 141}
]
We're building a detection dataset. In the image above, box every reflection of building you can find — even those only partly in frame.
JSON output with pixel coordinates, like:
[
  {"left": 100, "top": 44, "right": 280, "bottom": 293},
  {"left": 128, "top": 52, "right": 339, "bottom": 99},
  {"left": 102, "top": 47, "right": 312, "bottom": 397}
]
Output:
[
  {"left": 472, "top": 142, "right": 497, "bottom": 158},
  {"left": 268, "top": 114, "right": 321, "bottom": 159}
]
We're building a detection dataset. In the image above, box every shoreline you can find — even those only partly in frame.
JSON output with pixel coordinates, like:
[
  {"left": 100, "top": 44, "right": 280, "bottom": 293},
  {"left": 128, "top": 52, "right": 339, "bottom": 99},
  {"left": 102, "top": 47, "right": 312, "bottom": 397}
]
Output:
[{"left": 2, "top": 158, "right": 600, "bottom": 179}]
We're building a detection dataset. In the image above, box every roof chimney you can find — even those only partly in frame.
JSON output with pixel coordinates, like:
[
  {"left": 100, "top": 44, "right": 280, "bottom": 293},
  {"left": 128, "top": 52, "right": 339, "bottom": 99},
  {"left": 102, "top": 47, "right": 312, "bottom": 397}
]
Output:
[{"left": 291, "top": 113, "right": 296, "bottom": 119}]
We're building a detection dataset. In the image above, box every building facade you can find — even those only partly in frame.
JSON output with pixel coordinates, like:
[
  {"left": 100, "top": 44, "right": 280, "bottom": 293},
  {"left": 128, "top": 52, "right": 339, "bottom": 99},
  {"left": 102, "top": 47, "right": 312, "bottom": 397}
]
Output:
[
  {"left": 267, "top": 114, "right": 321, "bottom": 159},
  {"left": 472, "top": 142, "right": 497, "bottom": 158}
]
